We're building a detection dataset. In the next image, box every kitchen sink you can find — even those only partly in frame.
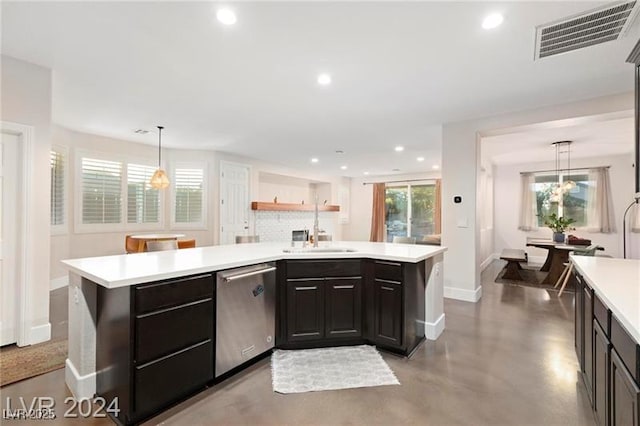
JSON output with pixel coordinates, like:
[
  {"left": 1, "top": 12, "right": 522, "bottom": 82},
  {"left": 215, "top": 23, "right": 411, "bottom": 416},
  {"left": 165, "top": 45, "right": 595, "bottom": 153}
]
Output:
[{"left": 282, "top": 247, "right": 357, "bottom": 253}]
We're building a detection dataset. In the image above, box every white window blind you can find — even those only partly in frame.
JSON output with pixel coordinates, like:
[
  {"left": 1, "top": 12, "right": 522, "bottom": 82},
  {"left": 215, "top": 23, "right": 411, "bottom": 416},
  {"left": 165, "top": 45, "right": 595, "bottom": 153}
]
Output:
[
  {"left": 174, "top": 167, "right": 204, "bottom": 224},
  {"left": 50, "top": 149, "right": 65, "bottom": 226},
  {"left": 127, "top": 163, "right": 160, "bottom": 224},
  {"left": 81, "top": 157, "right": 122, "bottom": 224}
]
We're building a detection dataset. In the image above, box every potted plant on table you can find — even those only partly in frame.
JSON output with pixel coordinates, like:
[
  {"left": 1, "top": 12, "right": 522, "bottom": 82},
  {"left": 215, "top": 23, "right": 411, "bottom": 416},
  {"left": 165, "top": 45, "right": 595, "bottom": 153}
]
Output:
[{"left": 542, "top": 213, "right": 575, "bottom": 243}]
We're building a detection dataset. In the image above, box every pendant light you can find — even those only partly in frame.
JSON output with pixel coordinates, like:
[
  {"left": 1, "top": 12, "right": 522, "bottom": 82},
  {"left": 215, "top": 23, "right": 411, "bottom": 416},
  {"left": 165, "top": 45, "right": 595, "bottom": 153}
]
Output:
[
  {"left": 150, "top": 125, "right": 170, "bottom": 189},
  {"left": 562, "top": 141, "right": 576, "bottom": 192}
]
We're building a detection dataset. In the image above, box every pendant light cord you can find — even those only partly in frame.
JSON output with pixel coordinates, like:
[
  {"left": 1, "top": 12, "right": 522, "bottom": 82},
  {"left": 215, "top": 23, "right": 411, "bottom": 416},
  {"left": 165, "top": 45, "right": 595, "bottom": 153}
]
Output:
[{"left": 157, "top": 125, "right": 164, "bottom": 168}]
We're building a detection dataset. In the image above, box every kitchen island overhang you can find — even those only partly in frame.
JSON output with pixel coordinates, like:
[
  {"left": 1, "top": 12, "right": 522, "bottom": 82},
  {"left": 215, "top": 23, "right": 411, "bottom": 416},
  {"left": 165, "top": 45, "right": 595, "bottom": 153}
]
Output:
[{"left": 61, "top": 241, "right": 446, "bottom": 423}]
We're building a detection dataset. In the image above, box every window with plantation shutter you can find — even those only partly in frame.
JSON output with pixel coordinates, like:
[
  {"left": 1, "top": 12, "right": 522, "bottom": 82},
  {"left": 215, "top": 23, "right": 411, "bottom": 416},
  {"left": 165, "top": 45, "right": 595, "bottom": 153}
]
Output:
[
  {"left": 81, "top": 157, "right": 122, "bottom": 224},
  {"left": 127, "top": 163, "right": 160, "bottom": 224},
  {"left": 173, "top": 166, "right": 205, "bottom": 226},
  {"left": 50, "top": 149, "right": 65, "bottom": 227}
]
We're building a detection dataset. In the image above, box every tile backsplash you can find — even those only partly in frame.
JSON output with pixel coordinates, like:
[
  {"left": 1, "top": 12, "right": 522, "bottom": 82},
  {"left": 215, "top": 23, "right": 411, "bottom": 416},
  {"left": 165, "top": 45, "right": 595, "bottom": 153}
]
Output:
[{"left": 255, "top": 211, "right": 335, "bottom": 242}]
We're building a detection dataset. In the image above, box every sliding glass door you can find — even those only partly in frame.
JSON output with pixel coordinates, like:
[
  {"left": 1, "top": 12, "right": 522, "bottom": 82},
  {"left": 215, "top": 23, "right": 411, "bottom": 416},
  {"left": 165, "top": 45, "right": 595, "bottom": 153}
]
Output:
[{"left": 385, "top": 182, "right": 436, "bottom": 242}]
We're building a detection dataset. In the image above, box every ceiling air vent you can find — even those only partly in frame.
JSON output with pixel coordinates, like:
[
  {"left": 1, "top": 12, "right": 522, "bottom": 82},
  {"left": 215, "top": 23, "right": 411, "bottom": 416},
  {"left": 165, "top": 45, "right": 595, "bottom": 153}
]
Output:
[{"left": 535, "top": 1, "right": 639, "bottom": 59}]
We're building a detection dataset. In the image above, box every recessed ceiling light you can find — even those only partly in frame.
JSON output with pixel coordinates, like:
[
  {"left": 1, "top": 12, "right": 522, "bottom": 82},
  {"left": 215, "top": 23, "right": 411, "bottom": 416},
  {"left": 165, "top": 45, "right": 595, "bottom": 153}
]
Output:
[
  {"left": 417, "top": 157, "right": 425, "bottom": 162},
  {"left": 216, "top": 8, "right": 237, "bottom": 25},
  {"left": 432, "top": 164, "right": 440, "bottom": 170},
  {"left": 317, "top": 73, "right": 332, "bottom": 86},
  {"left": 311, "top": 158, "right": 319, "bottom": 163},
  {"left": 392, "top": 168, "right": 400, "bottom": 172},
  {"left": 363, "top": 171, "right": 370, "bottom": 175},
  {"left": 394, "top": 146, "right": 404, "bottom": 152},
  {"left": 482, "top": 13, "right": 503, "bottom": 30},
  {"left": 340, "top": 165, "right": 348, "bottom": 170}
]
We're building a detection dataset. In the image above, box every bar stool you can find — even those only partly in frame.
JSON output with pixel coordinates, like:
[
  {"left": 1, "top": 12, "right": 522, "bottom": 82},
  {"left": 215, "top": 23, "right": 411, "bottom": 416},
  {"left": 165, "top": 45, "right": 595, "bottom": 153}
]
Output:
[
  {"left": 236, "top": 235, "right": 260, "bottom": 244},
  {"left": 556, "top": 244, "right": 599, "bottom": 296},
  {"left": 146, "top": 240, "right": 179, "bottom": 252}
]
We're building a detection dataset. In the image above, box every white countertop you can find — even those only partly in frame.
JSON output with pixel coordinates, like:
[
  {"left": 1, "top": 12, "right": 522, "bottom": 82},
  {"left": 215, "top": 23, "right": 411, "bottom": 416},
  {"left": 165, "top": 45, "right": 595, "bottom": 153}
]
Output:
[
  {"left": 571, "top": 256, "right": 640, "bottom": 343},
  {"left": 61, "top": 241, "right": 447, "bottom": 289}
]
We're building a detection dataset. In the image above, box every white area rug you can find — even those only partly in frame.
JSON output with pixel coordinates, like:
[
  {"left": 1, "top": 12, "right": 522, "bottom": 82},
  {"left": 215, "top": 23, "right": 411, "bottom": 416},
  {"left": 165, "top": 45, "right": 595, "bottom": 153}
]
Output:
[{"left": 271, "top": 345, "right": 400, "bottom": 394}]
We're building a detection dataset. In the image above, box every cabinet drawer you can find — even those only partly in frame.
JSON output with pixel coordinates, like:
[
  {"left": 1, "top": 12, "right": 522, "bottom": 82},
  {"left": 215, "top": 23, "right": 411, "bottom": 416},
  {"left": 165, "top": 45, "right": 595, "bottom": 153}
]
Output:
[
  {"left": 286, "top": 260, "right": 361, "bottom": 279},
  {"left": 134, "top": 340, "right": 213, "bottom": 417},
  {"left": 374, "top": 261, "right": 403, "bottom": 282},
  {"left": 135, "top": 274, "right": 213, "bottom": 314},
  {"left": 611, "top": 315, "right": 640, "bottom": 384},
  {"left": 135, "top": 299, "right": 213, "bottom": 364},
  {"left": 593, "top": 294, "right": 610, "bottom": 337}
]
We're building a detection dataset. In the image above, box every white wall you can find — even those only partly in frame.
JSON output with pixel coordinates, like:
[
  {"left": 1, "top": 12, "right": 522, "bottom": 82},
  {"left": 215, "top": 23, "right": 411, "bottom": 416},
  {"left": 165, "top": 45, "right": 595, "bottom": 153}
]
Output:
[
  {"left": 442, "top": 92, "right": 634, "bottom": 302},
  {"left": 1, "top": 55, "right": 52, "bottom": 344},
  {"left": 343, "top": 171, "right": 441, "bottom": 242},
  {"left": 493, "top": 154, "right": 635, "bottom": 261}
]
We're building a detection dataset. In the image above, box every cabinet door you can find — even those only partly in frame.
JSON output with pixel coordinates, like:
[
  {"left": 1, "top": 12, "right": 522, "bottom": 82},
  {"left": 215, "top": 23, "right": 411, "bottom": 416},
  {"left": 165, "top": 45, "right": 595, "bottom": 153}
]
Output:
[
  {"left": 611, "top": 350, "right": 640, "bottom": 426},
  {"left": 325, "top": 278, "right": 362, "bottom": 339},
  {"left": 286, "top": 279, "right": 325, "bottom": 342},
  {"left": 575, "top": 272, "right": 584, "bottom": 370},
  {"left": 593, "top": 320, "right": 610, "bottom": 426},
  {"left": 584, "top": 285, "right": 594, "bottom": 403},
  {"left": 373, "top": 279, "right": 403, "bottom": 347}
]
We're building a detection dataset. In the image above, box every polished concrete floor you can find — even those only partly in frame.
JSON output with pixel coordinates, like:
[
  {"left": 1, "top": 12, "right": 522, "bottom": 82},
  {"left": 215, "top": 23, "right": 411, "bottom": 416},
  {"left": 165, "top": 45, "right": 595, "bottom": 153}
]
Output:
[{"left": 2, "top": 261, "right": 596, "bottom": 425}]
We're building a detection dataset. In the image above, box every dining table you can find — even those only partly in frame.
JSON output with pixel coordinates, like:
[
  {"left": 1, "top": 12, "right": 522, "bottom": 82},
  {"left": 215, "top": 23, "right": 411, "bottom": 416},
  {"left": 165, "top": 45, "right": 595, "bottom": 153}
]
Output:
[{"left": 525, "top": 238, "right": 603, "bottom": 285}]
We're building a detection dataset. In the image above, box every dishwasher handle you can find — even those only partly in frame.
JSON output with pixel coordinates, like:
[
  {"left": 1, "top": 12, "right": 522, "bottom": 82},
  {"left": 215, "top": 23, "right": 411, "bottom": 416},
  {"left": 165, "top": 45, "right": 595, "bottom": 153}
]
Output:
[{"left": 222, "top": 266, "right": 276, "bottom": 282}]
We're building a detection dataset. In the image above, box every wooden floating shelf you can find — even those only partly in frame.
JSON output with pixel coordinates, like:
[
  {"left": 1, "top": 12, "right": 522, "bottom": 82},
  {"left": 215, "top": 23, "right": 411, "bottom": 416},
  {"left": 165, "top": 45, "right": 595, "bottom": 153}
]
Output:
[{"left": 251, "top": 202, "right": 340, "bottom": 212}]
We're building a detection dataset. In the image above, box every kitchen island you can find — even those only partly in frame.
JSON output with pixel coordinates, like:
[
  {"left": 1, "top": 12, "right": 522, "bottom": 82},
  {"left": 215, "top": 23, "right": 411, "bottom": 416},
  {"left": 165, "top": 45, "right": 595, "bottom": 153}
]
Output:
[
  {"left": 61, "top": 241, "right": 446, "bottom": 424},
  {"left": 570, "top": 256, "right": 640, "bottom": 426}
]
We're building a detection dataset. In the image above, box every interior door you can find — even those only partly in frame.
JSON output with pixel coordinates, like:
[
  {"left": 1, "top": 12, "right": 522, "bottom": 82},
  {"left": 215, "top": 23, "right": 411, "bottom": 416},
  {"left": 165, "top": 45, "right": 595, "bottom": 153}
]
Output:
[
  {"left": 219, "top": 162, "right": 250, "bottom": 245},
  {"left": 0, "top": 133, "right": 18, "bottom": 346}
]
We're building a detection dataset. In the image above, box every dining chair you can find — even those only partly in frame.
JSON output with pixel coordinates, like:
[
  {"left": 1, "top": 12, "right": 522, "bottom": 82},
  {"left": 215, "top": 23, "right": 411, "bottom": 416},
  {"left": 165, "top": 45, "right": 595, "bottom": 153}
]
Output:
[
  {"left": 236, "top": 235, "right": 260, "bottom": 244},
  {"left": 177, "top": 239, "right": 196, "bottom": 249},
  {"left": 392, "top": 236, "right": 417, "bottom": 244},
  {"left": 556, "top": 244, "right": 599, "bottom": 297},
  {"left": 145, "top": 240, "right": 179, "bottom": 252}
]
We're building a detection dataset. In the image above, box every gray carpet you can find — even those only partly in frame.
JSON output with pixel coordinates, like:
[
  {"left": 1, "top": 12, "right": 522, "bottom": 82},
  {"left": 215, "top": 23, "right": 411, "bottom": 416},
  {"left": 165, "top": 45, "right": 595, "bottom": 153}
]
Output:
[{"left": 271, "top": 345, "right": 399, "bottom": 394}]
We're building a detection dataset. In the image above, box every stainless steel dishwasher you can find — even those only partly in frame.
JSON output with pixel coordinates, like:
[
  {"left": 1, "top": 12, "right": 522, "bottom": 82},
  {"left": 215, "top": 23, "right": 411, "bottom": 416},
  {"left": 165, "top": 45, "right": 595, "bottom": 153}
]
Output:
[{"left": 215, "top": 263, "right": 276, "bottom": 377}]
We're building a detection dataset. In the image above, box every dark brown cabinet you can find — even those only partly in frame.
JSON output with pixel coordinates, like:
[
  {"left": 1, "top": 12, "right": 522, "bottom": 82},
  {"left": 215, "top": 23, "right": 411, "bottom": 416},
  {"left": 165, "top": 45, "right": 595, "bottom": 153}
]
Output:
[
  {"left": 278, "top": 258, "right": 425, "bottom": 356},
  {"left": 96, "top": 273, "right": 215, "bottom": 425},
  {"left": 584, "top": 284, "right": 594, "bottom": 403},
  {"left": 286, "top": 278, "right": 325, "bottom": 342},
  {"left": 593, "top": 320, "right": 610, "bottom": 426},
  {"left": 575, "top": 272, "right": 585, "bottom": 371},
  {"left": 574, "top": 268, "right": 640, "bottom": 426},
  {"left": 373, "top": 278, "right": 402, "bottom": 347},
  {"left": 281, "top": 260, "right": 363, "bottom": 347},
  {"left": 325, "top": 278, "right": 362, "bottom": 338},
  {"left": 611, "top": 349, "right": 640, "bottom": 426}
]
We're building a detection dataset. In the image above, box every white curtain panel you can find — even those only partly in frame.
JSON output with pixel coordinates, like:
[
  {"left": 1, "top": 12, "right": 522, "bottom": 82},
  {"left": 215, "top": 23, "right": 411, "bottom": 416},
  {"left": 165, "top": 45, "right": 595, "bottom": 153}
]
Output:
[
  {"left": 586, "top": 168, "right": 616, "bottom": 233},
  {"left": 518, "top": 173, "right": 538, "bottom": 231}
]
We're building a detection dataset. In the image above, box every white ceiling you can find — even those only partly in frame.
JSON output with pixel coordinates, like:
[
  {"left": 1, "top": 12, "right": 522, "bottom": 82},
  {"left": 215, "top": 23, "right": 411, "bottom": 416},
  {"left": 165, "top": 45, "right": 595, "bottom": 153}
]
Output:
[
  {"left": 482, "top": 115, "right": 635, "bottom": 165},
  {"left": 2, "top": 1, "right": 639, "bottom": 177}
]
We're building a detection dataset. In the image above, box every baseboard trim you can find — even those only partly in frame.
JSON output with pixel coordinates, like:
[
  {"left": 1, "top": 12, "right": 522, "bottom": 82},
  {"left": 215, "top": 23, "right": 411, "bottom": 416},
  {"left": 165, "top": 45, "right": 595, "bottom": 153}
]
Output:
[
  {"left": 480, "top": 253, "right": 499, "bottom": 271},
  {"left": 50, "top": 276, "right": 69, "bottom": 291},
  {"left": 29, "top": 323, "right": 51, "bottom": 345},
  {"left": 424, "top": 313, "right": 445, "bottom": 340},
  {"left": 65, "top": 358, "right": 96, "bottom": 400},
  {"left": 444, "top": 285, "right": 482, "bottom": 303}
]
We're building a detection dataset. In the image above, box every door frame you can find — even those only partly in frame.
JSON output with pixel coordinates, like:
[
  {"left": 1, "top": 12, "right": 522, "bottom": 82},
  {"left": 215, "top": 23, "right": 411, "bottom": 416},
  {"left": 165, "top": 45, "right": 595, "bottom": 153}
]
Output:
[
  {"left": 219, "top": 160, "right": 251, "bottom": 245},
  {"left": 1, "top": 121, "right": 35, "bottom": 346}
]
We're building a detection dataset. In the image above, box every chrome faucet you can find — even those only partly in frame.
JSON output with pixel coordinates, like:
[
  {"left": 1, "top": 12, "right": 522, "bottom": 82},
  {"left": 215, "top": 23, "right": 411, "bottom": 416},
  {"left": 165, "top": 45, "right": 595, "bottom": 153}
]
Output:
[{"left": 313, "top": 194, "right": 319, "bottom": 248}]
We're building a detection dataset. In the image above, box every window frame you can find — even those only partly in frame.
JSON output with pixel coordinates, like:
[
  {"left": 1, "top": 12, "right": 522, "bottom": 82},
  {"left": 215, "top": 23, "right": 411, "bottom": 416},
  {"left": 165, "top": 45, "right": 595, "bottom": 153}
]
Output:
[
  {"left": 385, "top": 179, "right": 436, "bottom": 242},
  {"left": 170, "top": 161, "right": 207, "bottom": 230},
  {"left": 533, "top": 171, "right": 591, "bottom": 229},
  {"left": 74, "top": 150, "right": 165, "bottom": 234}
]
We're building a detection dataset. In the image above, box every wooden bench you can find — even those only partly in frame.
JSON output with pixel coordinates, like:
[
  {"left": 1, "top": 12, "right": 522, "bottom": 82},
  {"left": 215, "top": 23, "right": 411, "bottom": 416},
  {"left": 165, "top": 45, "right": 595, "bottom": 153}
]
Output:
[{"left": 500, "top": 249, "right": 528, "bottom": 281}]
